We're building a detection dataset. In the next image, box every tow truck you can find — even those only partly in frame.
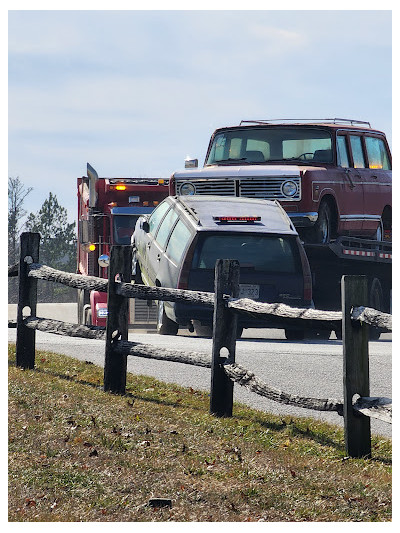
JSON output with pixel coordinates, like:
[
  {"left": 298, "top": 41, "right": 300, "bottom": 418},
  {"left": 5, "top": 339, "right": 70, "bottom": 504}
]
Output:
[{"left": 77, "top": 163, "right": 168, "bottom": 327}]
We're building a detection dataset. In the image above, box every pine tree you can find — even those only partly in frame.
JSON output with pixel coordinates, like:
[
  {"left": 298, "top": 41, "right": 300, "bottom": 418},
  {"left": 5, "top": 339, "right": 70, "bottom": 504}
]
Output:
[
  {"left": 8, "top": 176, "right": 32, "bottom": 265},
  {"left": 25, "top": 192, "right": 77, "bottom": 302},
  {"left": 8, "top": 177, "right": 33, "bottom": 303}
]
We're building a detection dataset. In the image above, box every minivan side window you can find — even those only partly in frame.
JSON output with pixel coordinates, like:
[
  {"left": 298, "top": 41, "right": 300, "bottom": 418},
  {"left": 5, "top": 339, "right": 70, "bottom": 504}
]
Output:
[
  {"left": 148, "top": 201, "right": 170, "bottom": 235},
  {"left": 166, "top": 220, "right": 192, "bottom": 264},
  {"left": 155, "top": 208, "right": 179, "bottom": 249},
  {"left": 349, "top": 135, "right": 366, "bottom": 168},
  {"left": 337, "top": 135, "right": 350, "bottom": 168},
  {"left": 365, "top": 136, "right": 391, "bottom": 170}
]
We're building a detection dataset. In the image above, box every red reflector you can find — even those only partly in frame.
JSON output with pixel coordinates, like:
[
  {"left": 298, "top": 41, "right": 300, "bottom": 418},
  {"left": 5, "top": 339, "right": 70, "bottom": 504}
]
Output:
[{"left": 213, "top": 216, "right": 261, "bottom": 222}]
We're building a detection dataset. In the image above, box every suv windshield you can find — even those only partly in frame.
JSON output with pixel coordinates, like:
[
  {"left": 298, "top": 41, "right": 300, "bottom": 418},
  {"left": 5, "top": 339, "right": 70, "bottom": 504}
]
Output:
[
  {"left": 206, "top": 127, "right": 333, "bottom": 165},
  {"left": 192, "top": 233, "right": 298, "bottom": 272}
]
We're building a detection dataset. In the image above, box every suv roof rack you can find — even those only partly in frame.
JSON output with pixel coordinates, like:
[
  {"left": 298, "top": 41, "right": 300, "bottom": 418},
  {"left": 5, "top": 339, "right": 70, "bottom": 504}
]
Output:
[{"left": 239, "top": 118, "right": 371, "bottom": 127}]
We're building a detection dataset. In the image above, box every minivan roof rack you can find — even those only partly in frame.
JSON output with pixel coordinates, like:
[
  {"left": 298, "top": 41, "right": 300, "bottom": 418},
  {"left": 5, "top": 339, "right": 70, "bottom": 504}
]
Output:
[
  {"left": 175, "top": 196, "right": 201, "bottom": 225},
  {"left": 239, "top": 118, "right": 371, "bottom": 127}
]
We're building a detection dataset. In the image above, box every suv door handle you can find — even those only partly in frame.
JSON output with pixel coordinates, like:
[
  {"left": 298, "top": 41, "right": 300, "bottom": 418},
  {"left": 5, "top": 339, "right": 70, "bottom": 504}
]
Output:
[
  {"left": 156, "top": 254, "right": 161, "bottom": 261},
  {"left": 344, "top": 168, "right": 356, "bottom": 189},
  {"left": 147, "top": 242, "right": 151, "bottom": 249}
]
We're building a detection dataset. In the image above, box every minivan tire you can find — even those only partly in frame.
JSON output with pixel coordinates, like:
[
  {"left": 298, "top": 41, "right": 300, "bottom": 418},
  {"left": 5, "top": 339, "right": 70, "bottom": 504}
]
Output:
[
  {"left": 157, "top": 300, "right": 179, "bottom": 335},
  {"left": 193, "top": 321, "right": 213, "bottom": 338},
  {"left": 284, "top": 329, "right": 305, "bottom": 341}
]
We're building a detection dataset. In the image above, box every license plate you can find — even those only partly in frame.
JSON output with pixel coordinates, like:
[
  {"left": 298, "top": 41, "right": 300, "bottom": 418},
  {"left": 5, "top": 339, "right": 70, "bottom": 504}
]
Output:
[{"left": 239, "top": 284, "right": 259, "bottom": 299}]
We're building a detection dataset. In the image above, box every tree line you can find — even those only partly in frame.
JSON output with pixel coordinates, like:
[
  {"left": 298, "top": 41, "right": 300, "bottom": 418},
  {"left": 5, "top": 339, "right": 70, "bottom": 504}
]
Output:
[{"left": 8, "top": 177, "right": 77, "bottom": 303}]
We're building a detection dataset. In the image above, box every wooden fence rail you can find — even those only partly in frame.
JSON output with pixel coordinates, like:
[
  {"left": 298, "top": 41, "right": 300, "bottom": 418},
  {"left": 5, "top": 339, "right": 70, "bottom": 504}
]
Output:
[
  {"left": 9, "top": 232, "right": 392, "bottom": 459},
  {"left": 21, "top": 261, "right": 393, "bottom": 331}
]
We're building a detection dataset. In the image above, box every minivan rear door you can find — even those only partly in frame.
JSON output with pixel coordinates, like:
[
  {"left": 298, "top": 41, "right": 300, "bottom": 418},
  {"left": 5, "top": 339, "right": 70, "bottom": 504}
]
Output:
[{"left": 187, "top": 232, "right": 304, "bottom": 304}]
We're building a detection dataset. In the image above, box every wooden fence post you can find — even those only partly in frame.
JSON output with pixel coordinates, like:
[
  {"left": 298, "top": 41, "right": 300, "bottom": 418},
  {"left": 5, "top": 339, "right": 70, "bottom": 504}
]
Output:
[
  {"left": 341, "top": 275, "right": 371, "bottom": 458},
  {"left": 210, "top": 259, "right": 240, "bottom": 417},
  {"left": 104, "top": 245, "right": 132, "bottom": 394},
  {"left": 16, "top": 232, "right": 40, "bottom": 369}
]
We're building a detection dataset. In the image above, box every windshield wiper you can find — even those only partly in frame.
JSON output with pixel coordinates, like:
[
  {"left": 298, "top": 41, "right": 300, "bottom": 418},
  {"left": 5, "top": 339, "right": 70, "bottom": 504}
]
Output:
[{"left": 211, "top": 158, "right": 248, "bottom": 164}]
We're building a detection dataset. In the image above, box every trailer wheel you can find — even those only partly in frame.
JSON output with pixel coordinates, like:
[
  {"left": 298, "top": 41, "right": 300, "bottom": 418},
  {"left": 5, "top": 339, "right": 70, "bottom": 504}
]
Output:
[
  {"left": 157, "top": 301, "right": 178, "bottom": 335},
  {"left": 369, "top": 278, "right": 384, "bottom": 340},
  {"left": 285, "top": 329, "right": 305, "bottom": 341}
]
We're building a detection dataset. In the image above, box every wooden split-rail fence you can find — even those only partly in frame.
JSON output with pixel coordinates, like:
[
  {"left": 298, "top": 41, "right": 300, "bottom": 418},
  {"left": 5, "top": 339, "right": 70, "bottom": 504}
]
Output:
[{"left": 9, "top": 232, "right": 392, "bottom": 459}]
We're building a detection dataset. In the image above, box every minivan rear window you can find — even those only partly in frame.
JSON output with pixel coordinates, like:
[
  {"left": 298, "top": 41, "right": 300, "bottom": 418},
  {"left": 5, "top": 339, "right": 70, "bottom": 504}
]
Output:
[{"left": 192, "top": 234, "right": 298, "bottom": 272}]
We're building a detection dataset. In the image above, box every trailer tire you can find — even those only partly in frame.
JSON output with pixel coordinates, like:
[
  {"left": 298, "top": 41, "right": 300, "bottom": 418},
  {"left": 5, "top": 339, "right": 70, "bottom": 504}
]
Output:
[
  {"left": 157, "top": 301, "right": 178, "bottom": 336},
  {"left": 369, "top": 278, "right": 384, "bottom": 340}
]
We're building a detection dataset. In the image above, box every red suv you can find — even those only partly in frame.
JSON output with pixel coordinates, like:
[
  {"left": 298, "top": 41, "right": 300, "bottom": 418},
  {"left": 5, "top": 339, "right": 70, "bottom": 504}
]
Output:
[{"left": 170, "top": 119, "right": 392, "bottom": 243}]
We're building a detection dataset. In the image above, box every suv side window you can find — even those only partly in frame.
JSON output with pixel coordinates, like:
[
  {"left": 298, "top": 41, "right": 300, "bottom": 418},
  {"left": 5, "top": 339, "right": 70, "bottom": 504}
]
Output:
[
  {"left": 349, "top": 135, "right": 366, "bottom": 168},
  {"left": 365, "top": 136, "right": 391, "bottom": 170},
  {"left": 155, "top": 208, "right": 179, "bottom": 249},
  {"left": 148, "top": 201, "right": 170, "bottom": 235},
  {"left": 337, "top": 135, "right": 350, "bottom": 168},
  {"left": 166, "top": 220, "right": 192, "bottom": 264}
]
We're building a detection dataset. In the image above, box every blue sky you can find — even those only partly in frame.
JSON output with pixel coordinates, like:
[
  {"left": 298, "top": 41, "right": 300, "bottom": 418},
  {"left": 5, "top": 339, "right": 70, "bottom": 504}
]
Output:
[{"left": 8, "top": 8, "right": 392, "bottom": 223}]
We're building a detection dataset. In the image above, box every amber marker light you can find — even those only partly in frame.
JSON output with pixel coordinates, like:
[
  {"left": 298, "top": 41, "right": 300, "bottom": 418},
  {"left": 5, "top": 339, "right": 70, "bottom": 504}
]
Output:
[
  {"left": 89, "top": 244, "right": 96, "bottom": 251},
  {"left": 115, "top": 184, "right": 127, "bottom": 191}
]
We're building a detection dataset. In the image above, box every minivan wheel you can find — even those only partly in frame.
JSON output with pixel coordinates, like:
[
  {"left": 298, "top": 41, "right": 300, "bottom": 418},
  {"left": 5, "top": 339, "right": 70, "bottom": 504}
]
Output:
[
  {"left": 284, "top": 329, "right": 305, "bottom": 341},
  {"left": 157, "top": 300, "right": 179, "bottom": 335},
  {"left": 193, "top": 321, "right": 213, "bottom": 338}
]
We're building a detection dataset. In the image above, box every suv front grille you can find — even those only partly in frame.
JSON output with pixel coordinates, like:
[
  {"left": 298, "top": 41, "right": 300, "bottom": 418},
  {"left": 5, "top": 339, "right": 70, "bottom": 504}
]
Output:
[
  {"left": 176, "top": 175, "right": 301, "bottom": 200},
  {"left": 239, "top": 176, "right": 301, "bottom": 200},
  {"left": 177, "top": 179, "right": 236, "bottom": 196}
]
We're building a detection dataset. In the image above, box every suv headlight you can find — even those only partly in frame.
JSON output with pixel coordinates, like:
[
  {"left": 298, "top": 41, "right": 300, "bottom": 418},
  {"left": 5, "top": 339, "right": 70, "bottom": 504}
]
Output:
[
  {"left": 281, "top": 180, "right": 298, "bottom": 197},
  {"left": 179, "top": 182, "right": 196, "bottom": 195}
]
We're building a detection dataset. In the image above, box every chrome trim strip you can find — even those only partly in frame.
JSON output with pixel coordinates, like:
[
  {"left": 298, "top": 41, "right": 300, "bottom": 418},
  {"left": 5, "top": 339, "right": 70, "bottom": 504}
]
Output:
[{"left": 340, "top": 214, "right": 382, "bottom": 221}]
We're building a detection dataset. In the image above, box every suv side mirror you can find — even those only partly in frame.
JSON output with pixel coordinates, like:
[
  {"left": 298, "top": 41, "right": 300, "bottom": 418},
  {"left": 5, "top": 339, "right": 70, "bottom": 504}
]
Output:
[
  {"left": 185, "top": 157, "right": 198, "bottom": 169},
  {"left": 142, "top": 220, "right": 150, "bottom": 233}
]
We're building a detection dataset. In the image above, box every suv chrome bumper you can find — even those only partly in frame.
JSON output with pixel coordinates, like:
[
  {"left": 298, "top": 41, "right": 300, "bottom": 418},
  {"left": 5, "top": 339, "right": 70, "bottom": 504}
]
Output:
[{"left": 288, "top": 212, "right": 318, "bottom": 227}]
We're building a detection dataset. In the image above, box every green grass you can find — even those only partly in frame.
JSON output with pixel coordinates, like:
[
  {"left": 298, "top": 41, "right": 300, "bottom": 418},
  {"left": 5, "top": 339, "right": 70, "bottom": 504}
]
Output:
[{"left": 8, "top": 344, "right": 391, "bottom": 522}]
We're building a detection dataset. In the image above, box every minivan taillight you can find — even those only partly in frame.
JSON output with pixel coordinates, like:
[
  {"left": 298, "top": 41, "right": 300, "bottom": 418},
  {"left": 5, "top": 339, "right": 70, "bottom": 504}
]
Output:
[
  {"left": 177, "top": 241, "right": 196, "bottom": 290},
  {"left": 299, "top": 242, "right": 312, "bottom": 303}
]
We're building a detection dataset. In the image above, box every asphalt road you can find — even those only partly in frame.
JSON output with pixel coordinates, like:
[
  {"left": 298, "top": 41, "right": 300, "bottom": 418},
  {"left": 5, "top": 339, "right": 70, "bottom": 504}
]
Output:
[{"left": 8, "top": 304, "right": 392, "bottom": 438}]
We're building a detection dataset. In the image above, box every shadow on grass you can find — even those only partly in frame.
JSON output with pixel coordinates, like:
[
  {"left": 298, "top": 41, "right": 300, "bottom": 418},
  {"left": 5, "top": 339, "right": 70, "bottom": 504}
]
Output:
[{"left": 8, "top": 353, "right": 391, "bottom": 464}]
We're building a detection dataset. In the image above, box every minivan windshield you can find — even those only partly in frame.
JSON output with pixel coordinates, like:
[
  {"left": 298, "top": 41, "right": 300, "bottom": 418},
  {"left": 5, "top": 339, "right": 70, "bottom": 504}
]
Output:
[
  {"left": 113, "top": 215, "right": 139, "bottom": 245},
  {"left": 192, "top": 233, "right": 298, "bottom": 272},
  {"left": 206, "top": 127, "right": 333, "bottom": 165}
]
